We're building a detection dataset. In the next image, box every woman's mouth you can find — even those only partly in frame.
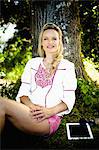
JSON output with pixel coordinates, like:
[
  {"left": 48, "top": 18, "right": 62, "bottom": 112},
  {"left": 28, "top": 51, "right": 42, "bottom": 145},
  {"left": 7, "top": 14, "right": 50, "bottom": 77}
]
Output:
[{"left": 47, "top": 45, "right": 55, "bottom": 49}]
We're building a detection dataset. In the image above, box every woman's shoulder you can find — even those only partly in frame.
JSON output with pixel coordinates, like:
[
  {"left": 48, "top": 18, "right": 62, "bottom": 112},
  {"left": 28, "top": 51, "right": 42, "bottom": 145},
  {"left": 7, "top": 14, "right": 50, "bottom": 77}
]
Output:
[
  {"left": 59, "top": 58, "right": 75, "bottom": 69},
  {"left": 26, "top": 57, "right": 43, "bottom": 68}
]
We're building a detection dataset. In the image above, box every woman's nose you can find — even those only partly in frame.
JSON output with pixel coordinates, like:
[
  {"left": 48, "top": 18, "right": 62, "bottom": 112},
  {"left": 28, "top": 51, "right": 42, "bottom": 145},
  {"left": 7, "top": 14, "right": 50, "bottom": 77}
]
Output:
[{"left": 48, "top": 39, "right": 53, "bottom": 44}]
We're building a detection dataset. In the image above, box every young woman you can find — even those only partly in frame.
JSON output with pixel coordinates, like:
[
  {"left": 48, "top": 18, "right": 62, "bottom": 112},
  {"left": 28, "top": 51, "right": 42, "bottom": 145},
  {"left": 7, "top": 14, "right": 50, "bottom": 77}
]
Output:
[{"left": 0, "top": 23, "right": 77, "bottom": 136}]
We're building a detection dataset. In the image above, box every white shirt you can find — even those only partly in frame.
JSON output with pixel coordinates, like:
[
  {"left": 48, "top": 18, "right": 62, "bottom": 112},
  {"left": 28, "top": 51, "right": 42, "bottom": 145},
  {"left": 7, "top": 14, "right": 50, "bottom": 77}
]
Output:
[{"left": 16, "top": 57, "right": 77, "bottom": 116}]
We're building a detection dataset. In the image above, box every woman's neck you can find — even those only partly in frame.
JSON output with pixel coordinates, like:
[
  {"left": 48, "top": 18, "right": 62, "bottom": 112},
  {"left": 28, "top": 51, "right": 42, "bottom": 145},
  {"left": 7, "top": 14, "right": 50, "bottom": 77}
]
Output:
[{"left": 44, "top": 54, "right": 55, "bottom": 64}]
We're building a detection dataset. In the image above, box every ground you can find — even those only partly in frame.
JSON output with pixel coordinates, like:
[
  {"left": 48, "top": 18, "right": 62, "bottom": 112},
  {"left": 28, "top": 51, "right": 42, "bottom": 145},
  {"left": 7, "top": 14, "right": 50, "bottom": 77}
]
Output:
[{"left": 1, "top": 118, "right": 99, "bottom": 150}]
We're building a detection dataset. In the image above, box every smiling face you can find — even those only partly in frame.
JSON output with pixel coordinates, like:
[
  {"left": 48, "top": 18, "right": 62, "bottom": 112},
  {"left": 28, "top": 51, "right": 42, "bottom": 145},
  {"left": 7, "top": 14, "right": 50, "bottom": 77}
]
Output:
[
  {"left": 42, "top": 29, "right": 60, "bottom": 56},
  {"left": 38, "top": 23, "right": 64, "bottom": 59}
]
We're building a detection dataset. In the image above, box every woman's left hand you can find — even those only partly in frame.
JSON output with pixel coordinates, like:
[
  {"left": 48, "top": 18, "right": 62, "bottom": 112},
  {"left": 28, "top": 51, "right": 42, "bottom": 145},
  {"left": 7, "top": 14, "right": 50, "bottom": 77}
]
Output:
[{"left": 30, "top": 107, "right": 54, "bottom": 121}]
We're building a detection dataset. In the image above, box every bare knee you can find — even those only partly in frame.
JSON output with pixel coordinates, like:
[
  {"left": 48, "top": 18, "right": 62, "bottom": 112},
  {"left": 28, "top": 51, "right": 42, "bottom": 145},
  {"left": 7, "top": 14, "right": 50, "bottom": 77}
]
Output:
[
  {"left": 0, "top": 100, "right": 5, "bottom": 126},
  {"left": 0, "top": 97, "right": 6, "bottom": 113},
  {"left": 0, "top": 110, "right": 5, "bottom": 119},
  {"left": 0, "top": 109, "right": 5, "bottom": 118}
]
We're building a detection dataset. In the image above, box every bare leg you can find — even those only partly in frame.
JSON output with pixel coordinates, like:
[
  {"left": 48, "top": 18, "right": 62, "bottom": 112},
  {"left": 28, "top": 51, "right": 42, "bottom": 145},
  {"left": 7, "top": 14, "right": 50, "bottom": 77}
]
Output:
[
  {"left": 0, "top": 97, "right": 50, "bottom": 135},
  {"left": 0, "top": 99, "right": 5, "bottom": 133}
]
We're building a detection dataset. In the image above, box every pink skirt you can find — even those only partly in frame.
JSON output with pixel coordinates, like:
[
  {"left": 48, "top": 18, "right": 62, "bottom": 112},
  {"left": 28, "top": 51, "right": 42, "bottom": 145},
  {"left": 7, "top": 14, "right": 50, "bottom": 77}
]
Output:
[{"left": 48, "top": 115, "right": 62, "bottom": 135}]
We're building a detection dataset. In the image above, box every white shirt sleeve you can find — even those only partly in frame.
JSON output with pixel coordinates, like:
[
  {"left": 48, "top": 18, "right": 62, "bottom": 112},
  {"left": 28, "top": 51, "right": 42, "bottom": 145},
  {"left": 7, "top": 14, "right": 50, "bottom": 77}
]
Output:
[
  {"left": 16, "top": 60, "right": 31, "bottom": 102},
  {"left": 61, "top": 63, "right": 77, "bottom": 114}
]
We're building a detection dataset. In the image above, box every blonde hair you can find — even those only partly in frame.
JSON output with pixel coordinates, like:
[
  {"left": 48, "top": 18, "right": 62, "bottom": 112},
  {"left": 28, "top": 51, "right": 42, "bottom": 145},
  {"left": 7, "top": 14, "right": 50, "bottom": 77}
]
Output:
[{"left": 37, "top": 23, "right": 64, "bottom": 73}]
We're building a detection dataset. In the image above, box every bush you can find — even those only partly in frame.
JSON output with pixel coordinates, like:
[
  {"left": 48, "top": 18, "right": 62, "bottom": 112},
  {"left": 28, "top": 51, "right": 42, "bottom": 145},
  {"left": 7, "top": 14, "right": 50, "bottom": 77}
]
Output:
[
  {"left": 75, "top": 77, "right": 99, "bottom": 119},
  {"left": 0, "top": 78, "right": 21, "bottom": 100},
  {"left": 0, "top": 37, "right": 32, "bottom": 82}
]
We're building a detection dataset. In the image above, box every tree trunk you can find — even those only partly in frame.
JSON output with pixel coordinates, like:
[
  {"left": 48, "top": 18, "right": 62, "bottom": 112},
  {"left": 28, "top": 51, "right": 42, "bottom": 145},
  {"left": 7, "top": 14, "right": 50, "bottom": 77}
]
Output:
[{"left": 31, "top": 0, "right": 83, "bottom": 77}]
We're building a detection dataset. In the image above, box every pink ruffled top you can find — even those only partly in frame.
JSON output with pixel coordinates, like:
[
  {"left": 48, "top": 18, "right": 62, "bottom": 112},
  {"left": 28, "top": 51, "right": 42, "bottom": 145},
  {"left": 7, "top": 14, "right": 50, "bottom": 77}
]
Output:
[{"left": 35, "top": 63, "right": 54, "bottom": 88}]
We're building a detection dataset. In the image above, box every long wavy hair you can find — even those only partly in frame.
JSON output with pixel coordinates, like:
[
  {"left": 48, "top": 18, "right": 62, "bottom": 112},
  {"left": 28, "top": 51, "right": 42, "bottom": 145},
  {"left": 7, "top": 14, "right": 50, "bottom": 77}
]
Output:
[{"left": 37, "top": 23, "right": 64, "bottom": 73}]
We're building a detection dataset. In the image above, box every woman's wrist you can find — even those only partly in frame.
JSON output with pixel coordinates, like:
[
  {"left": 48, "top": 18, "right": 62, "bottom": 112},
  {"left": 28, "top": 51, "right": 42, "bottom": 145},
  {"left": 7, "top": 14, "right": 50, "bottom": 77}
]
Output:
[
  {"left": 49, "top": 107, "right": 57, "bottom": 116},
  {"left": 50, "top": 101, "right": 67, "bottom": 115},
  {"left": 20, "top": 96, "right": 34, "bottom": 108}
]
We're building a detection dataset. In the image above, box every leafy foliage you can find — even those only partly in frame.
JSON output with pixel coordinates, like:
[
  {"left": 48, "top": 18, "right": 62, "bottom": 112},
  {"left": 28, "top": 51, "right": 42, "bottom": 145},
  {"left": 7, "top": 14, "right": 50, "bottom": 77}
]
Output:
[
  {"left": 75, "top": 77, "right": 99, "bottom": 119},
  {"left": 0, "top": 0, "right": 30, "bottom": 30},
  {"left": 0, "top": 0, "right": 98, "bottom": 63},
  {"left": 79, "top": 0, "right": 98, "bottom": 63},
  {"left": 0, "top": 0, "right": 32, "bottom": 81},
  {"left": 0, "top": 79, "right": 21, "bottom": 100},
  {"left": 0, "top": 36, "right": 32, "bottom": 81}
]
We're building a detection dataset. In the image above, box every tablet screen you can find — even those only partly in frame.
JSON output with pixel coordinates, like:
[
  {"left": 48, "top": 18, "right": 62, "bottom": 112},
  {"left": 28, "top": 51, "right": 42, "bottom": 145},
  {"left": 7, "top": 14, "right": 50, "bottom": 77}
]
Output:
[{"left": 66, "top": 123, "right": 94, "bottom": 140}]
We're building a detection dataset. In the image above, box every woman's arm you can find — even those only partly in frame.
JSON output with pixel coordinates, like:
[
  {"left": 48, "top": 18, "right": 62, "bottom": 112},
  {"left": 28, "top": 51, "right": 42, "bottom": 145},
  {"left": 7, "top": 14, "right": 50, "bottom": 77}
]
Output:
[
  {"left": 50, "top": 101, "right": 68, "bottom": 115},
  {"left": 31, "top": 101, "right": 68, "bottom": 121},
  {"left": 16, "top": 60, "right": 32, "bottom": 103},
  {"left": 20, "top": 96, "right": 41, "bottom": 110},
  {"left": 20, "top": 96, "right": 34, "bottom": 107}
]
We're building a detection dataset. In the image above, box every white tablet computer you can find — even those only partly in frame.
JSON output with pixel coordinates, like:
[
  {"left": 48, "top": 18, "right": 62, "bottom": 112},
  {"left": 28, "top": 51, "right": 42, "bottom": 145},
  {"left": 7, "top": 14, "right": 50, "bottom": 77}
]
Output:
[{"left": 66, "top": 123, "right": 94, "bottom": 140}]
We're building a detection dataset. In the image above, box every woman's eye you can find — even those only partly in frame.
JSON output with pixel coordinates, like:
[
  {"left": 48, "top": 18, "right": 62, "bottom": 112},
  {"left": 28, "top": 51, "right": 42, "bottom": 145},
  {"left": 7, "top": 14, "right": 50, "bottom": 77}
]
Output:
[
  {"left": 53, "top": 37, "right": 57, "bottom": 40},
  {"left": 43, "top": 38, "right": 47, "bottom": 40}
]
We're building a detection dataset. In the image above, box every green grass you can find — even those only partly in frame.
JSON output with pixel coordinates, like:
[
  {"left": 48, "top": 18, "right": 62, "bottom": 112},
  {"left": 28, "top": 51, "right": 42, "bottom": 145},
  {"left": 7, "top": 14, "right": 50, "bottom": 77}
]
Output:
[{"left": 48, "top": 117, "right": 99, "bottom": 149}]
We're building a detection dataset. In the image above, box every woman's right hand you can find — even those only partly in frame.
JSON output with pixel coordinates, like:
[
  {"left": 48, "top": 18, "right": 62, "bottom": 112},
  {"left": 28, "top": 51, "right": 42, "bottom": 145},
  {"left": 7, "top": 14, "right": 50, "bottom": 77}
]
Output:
[
  {"left": 20, "top": 96, "right": 45, "bottom": 121},
  {"left": 29, "top": 104, "right": 43, "bottom": 121}
]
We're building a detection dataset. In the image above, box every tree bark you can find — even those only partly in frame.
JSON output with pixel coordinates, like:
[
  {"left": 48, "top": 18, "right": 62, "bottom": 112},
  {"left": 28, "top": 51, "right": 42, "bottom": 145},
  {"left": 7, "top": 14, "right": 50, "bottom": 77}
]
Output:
[{"left": 31, "top": 0, "right": 83, "bottom": 77}]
